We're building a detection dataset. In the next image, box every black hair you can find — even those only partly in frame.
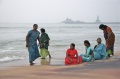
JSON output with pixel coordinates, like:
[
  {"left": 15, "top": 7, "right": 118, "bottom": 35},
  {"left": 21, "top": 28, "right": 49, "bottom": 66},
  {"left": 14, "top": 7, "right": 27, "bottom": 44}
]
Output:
[
  {"left": 99, "top": 24, "right": 107, "bottom": 29},
  {"left": 84, "top": 40, "right": 90, "bottom": 46},
  {"left": 41, "top": 28, "right": 45, "bottom": 33},
  {"left": 71, "top": 43, "right": 75, "bottom": 47},
  {"left": 33, "top": 24, "right": 38, "bottom": 27}
]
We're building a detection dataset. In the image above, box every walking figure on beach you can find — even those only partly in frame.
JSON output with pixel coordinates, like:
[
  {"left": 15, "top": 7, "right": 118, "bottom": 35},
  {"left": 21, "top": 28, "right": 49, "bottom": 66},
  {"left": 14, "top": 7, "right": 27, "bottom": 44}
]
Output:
[
  {"left": 39, "top": 28, "right": 51, "bottom": 59},
  {"left": 26, "top": 24, "right": 40, "bottom": 65}
]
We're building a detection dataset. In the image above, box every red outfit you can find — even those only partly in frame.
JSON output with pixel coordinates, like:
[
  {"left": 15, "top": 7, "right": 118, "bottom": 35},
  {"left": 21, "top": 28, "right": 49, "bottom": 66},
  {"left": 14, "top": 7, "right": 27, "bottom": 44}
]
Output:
[{"left": 65, "top": 48, "right": 82, "bottom": 65}]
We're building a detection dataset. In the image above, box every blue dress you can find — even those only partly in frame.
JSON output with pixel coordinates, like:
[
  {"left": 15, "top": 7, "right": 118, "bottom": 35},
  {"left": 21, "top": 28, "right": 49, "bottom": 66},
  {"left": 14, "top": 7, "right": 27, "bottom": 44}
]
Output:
[
  {"left": 27, "top": 30, "right": 40, "bottom": 63},
  {"left": 80, "top": 46, "right": 93, "bottom": 62},
  {"left": 93, "top": 43, "right": 107, "bottom": 60}
]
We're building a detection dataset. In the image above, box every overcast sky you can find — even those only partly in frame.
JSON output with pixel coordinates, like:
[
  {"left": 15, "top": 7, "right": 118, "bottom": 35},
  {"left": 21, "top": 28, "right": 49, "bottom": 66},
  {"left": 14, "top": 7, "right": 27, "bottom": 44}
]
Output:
[{"left": 0, "top": 0, "right": 120, "bottom": 23}]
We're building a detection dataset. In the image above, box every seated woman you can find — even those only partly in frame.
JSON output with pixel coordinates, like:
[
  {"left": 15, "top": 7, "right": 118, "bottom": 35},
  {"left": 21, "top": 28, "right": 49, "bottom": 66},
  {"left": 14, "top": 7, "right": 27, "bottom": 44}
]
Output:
[
  {"left": 80, "top": 40, "right": 94, "bottom": 62},
  {"left": 93, "top": 38, "right": 107, "bottom": 60},
  {"left": 65, "top": 43, "right": 82, "bottom": 65}
]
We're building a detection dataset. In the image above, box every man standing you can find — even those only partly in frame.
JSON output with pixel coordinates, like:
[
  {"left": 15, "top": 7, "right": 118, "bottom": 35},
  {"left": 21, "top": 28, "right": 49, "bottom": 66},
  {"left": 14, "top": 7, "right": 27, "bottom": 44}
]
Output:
[{"left": 26, "top": 24, "right": 40, "bottom": 65}]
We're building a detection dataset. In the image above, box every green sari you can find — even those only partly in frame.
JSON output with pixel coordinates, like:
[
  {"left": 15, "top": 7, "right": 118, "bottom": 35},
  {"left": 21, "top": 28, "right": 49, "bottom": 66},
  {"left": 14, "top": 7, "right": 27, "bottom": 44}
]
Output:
[{"left": 39, "top": 33, "right": 50, "bottom": 58}]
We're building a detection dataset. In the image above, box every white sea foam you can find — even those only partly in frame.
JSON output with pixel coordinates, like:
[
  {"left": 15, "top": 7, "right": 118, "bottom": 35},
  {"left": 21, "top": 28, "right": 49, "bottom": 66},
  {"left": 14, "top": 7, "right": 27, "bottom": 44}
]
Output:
[{"left": 0, "top": 56, "right": 25, "bottom": 62}]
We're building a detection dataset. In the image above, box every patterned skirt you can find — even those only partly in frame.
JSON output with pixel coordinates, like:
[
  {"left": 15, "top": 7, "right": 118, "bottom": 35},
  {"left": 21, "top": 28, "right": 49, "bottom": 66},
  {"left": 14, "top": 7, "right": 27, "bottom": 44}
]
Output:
[{"left": 106, "top": 32, "right": 115, "bottom": 55}]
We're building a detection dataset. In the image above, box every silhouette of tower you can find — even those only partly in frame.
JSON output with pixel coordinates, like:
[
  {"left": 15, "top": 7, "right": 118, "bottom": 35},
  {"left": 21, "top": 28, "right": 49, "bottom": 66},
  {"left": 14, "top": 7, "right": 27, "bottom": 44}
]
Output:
[{"left": 96, "top": 16, "right": 100, "bottom": 23}]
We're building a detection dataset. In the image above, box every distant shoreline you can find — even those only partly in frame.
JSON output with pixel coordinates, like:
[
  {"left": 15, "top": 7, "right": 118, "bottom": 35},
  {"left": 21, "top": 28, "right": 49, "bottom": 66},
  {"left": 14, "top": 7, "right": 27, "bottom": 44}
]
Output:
[
  {"left": 0, "top": 23, "right": 120, "bottom": 24},
  {"left": 62, "top": 17, "right": 120, "bottom": 24},
  {"left": 62, "top": 22, "right": 120, "bottom": 24}
]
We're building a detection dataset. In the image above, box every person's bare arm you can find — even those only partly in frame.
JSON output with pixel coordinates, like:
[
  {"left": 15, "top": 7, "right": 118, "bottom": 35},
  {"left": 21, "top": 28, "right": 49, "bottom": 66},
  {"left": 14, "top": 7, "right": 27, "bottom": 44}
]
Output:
[
  {"left": 76, "top": 53, "right": 80, "bottom": 63},
  {"left": 48, "top": 40, "right": 50, "bottom": 46},
  {"left": 94, "top": 45, "right": 97, "bottom": 49},
  {"left": 26, "top": 34, "right": 29, "bottom": 47},
  {"left": 90, "top": 50, "right": 94, "bottom": 61},
  {"left": 66, "top": 53, "right": 73, "bottom": 63},
  {"left": 37, "top": 36, "right": 40, "bottom": 45}
]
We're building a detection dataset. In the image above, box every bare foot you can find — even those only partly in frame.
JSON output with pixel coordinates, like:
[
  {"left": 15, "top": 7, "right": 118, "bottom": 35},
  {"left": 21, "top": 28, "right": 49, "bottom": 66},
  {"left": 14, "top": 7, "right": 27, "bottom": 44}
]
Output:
[
  {"left": 41, "top": 57, "right": 45, "bottom": 59},
  {"left": 49, "top": 54, "right": 51, "bottom": 59},
  {"left": 30, "top": 63, "right": 35, "bottom": 66}
]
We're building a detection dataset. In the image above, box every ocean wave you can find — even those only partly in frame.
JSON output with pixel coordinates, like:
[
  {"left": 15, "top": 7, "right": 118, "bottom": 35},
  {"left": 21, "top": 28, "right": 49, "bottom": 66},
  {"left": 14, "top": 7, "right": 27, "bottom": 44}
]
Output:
[{"left": 0, "top": 56, "right": 25, "bottom": 63}]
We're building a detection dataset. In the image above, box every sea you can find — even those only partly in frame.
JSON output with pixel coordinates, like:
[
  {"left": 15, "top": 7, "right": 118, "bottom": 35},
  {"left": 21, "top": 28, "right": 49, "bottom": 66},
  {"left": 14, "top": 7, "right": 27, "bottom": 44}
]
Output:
[{"left": 0, "top": 23, "right": 120, "bottom": 63}]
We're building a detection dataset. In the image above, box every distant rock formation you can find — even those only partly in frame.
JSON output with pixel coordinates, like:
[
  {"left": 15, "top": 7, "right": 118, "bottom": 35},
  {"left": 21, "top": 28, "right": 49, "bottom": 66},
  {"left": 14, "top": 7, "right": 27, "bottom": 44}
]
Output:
[
  {"left": 61, "top": 16, "right": 120, "bottom": 24},
  {"left": 61, "top": 18, "right": 85, "bottom": 24}
]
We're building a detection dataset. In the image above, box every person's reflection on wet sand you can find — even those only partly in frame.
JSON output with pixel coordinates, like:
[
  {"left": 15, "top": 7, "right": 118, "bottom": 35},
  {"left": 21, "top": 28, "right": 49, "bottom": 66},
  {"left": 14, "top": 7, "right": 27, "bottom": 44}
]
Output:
[{"left": 41, "top": 58, "right": 51, "bottom": 65}]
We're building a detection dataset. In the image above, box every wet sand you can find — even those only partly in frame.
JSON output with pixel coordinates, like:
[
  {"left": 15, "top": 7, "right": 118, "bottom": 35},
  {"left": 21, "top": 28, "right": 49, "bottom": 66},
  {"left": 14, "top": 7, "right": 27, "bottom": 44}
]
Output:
[{"left": 0, "top": 52, "right": 120, "bottom": 79}]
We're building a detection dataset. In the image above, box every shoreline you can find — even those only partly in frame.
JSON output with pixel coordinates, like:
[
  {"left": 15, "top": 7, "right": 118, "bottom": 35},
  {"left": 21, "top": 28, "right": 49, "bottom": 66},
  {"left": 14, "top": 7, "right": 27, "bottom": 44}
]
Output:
[
  {"left": 0, "top": 51, "right": 120, "bottom": 69},
  {"left": 0, "top": 52, "right": 120, "bottom": 79},
  {"left": 0, "top": 57, "right": 65, "bottom": 70}
]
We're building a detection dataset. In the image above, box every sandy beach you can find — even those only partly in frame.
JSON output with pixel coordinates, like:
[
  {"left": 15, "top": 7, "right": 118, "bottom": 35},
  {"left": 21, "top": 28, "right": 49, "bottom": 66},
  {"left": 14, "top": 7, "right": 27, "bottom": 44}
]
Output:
[{"left": 0, "top": 52, "right": 120, "bottom": 79}]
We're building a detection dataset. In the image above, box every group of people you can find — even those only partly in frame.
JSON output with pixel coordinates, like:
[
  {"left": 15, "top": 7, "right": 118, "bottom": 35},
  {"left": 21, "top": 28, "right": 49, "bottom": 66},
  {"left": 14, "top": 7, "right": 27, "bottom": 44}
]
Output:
[
  {"left": 65, "top": 38, "right": 106, "bottom": 65},
  {"left": 65, "top": 24, "right": 115, "bottom": 65},
  {"left": 26, "top": 24, "right": 115, "bottom": 66},
  {"left": 26, "top": 24, "right": 51, "bottom": 65}
]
